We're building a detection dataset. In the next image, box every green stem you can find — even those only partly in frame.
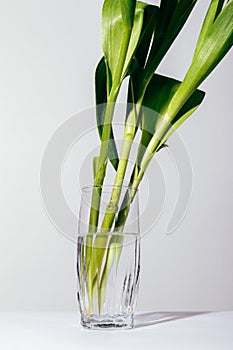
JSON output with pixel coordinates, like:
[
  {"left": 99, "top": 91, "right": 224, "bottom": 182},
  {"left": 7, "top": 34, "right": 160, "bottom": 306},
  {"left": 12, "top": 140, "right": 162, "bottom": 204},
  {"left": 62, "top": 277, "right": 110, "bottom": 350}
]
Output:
[
  {"left": 101, "top": 141, "right": 133, "bottom": 232},
  {"left": 88, "top": 101, "right": 116, "bottom": 233},
  {"left": 100, "top": 103, "right": 140, "bottom": 232},
  {"left": 114, "top": 123, "right": 167, "bottom": 231}
]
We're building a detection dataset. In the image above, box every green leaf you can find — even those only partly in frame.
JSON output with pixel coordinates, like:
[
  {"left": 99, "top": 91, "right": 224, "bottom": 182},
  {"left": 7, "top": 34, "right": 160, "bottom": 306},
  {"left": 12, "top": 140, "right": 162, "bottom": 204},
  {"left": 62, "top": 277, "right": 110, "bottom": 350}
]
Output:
[
  {"left": 140, "top": 74, "right": 205, "bottom": 156},
  {"left": 129, "top": 0, "right": 198, "bottom": 105},
  {"left": 102, "top": 0, "right": 147, "bottom": 90},
  {"left": 95, "top": 58, "right": 119, "bottom": 170},
  {"left": 194, "top": 0, "right": 225, "bottom": 59},
  {"left": 134, "top": 4, "right": 158, "bottom": 68},
  {"left": 194, "top": 0, "right": 233, "bottom": 76},
  {"left": 163, "top": 87, "right": 205, "bottom": 145},
  {"left": 145, "top": 0, "right": 198, "bottom": 79},
  {"left": 167, "top": 0, "right": 233, "bottom": 119},
  {"left": 123, "top": 4, "right": 158, "bottom": 112},
  {"left": 125, "top": 0, "right": 198, "bottom": 132},
  {"left": 120, "top": 0, "right": 136, "bottom": 29},
  {"left": 159, "top": 0, "right": 178, "bottom": 29},
  {"left": 147, "top": 0, "right": 178, "bottom": 59},
  {"left": 138, "top": 74, "right": 179, "bottom": 161}
]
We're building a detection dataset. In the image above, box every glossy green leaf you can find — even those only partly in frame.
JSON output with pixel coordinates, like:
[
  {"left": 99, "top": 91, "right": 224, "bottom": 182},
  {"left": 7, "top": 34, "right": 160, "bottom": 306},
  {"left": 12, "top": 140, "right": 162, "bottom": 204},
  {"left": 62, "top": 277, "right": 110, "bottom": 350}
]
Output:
[
  {"left": 194, "top": 0, "right": 225, "bottom": 59},
  {"left": 95, "top": 58, "right": 119, "bottom": 171},
  {"left": 127, "top": 4, "right": 158, "bottom": 102},
  {"left": 168, "top": 0, "right": 233, "bottom": 118},
  {"left": 145, "top": 0, "right": 198, "bottom": 80},
  {"left": 102, "top": 0, "right": 147, "bottom": 90},
  {"left": 194, "top": 0, "right": 233, "bottom": 74},
  {"left": 140, "top": 75, "right": 179, "bottom": 153},
  {"left": 147, "top": 0, "right": 178, "bottom": 60},
  {"left": 134, "top": 4, "right": 158, "bottom": 68},
  {"left": 120, "top": 0, "right": 136, "bottom": 28},
  {"left": 141, "top": 74, "right": 205, "bottom": 156},
  {"left": 163, "top": 87, "right": 205, "bottom": 145}
]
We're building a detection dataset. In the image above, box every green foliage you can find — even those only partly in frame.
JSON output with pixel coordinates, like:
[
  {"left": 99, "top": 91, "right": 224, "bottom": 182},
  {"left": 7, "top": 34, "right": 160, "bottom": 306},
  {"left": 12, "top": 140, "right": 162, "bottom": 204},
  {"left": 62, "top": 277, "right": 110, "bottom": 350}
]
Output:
[{"left": 84, "top": 0, "right": 233, "bottom": 316}]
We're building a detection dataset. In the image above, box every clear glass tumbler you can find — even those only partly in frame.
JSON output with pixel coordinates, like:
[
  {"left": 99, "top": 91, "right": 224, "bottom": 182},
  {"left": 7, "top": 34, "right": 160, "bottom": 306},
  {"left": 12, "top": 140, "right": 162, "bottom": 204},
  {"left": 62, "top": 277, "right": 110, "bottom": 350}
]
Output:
[{"left": 77, "top": 185, "right": 140, "bottom": 330}]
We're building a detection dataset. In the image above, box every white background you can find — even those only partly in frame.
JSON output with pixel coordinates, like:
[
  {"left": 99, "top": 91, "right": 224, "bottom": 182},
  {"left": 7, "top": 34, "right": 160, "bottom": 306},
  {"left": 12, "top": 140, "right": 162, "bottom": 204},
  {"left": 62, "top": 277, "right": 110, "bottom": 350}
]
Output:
[{"left": 0, "top": 0, "right": 233, "bottom": 312}]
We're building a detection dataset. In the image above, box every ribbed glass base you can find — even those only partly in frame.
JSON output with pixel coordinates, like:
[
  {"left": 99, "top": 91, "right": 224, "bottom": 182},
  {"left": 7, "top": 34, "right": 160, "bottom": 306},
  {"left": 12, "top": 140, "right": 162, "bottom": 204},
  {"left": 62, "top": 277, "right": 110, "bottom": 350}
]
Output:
[{"left": 81, "top": 314, "right": 134, "bottom": 330}]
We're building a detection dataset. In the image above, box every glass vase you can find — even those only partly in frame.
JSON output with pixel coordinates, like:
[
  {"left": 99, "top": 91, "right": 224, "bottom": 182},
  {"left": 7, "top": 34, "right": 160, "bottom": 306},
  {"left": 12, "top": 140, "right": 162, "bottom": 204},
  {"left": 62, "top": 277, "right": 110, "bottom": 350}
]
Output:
[{"left": 77, "top": 185, "right": 140, "bottom": 330}]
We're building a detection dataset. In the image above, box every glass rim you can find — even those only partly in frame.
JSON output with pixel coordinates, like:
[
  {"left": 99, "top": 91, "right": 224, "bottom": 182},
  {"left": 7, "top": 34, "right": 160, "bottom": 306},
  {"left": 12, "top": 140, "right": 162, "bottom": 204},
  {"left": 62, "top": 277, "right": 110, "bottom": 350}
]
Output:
[{"left": 81, "top": 185, "right": 139, "bottom": 193}]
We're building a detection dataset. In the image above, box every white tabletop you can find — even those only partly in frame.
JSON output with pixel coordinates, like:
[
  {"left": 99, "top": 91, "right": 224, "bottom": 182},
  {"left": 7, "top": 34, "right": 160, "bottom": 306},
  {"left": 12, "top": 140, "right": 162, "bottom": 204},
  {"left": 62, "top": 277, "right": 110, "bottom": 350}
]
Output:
[{"left": 0, "top": 311, "right": 232, "bottom": 350}]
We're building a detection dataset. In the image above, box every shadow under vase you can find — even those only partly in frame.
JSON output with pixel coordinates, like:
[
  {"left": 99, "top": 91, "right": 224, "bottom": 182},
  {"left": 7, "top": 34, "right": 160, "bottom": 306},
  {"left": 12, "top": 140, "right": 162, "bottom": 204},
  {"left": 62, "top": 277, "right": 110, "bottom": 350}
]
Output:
[{"left": 134, "top": 311, "right": 211, "bottom": 329}]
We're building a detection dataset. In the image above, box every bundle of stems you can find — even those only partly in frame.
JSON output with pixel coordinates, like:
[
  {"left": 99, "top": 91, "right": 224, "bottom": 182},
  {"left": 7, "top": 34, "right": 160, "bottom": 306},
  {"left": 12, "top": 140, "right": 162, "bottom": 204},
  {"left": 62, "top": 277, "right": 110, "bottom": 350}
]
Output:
[{"left": 81, "top": 0, "right": 233, "bottom": 314}]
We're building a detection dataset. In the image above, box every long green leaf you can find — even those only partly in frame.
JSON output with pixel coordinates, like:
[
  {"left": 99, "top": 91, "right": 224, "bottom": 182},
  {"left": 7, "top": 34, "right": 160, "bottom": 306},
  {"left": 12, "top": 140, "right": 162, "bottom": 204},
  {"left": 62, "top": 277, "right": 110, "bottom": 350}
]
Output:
[
  {"left": 159, "top": 0, "right": 178, "bottom": 29},
  {"left": 194, "top": 0, "right": 225, "bottom": 59},
  {"left": 134, "top": 4, "right": 158, "bottom": 69},
  {"left": 125, "top": 4, "right": 158, "bottom": 107},
  {"left": 145, "top": 0, "right": 198, "bottom": 79},
  {"left": 194, "top": 0, "right": 233, "bottom": 74},
  {"left": 95, "top": 58, "right": 119, "bottom": 171},
  {"left": 128, "top": 0, "right": 197, "bottom": 105},
  {"left": 147, "top": 0, "right": 178, "bottom": 60},
  {"left": 168, "top": 0, "right": 233, "bottom": 119},
  {"left": 102, "top": 0, "right": 147, "bottom": 90}
]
